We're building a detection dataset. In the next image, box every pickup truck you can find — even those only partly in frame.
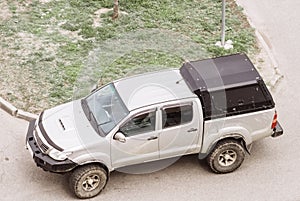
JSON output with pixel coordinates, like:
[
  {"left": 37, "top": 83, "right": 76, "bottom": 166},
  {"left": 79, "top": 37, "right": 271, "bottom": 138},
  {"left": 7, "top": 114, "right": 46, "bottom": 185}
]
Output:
[{"left": 26, "top": 53, "right": 283, "bottom": 199}]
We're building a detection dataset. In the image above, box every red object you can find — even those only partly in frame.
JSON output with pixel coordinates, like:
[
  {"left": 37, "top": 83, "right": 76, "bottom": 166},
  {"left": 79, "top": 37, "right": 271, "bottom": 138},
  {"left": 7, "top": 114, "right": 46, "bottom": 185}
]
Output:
[{"left": 271, "top": 111, "right": 278, "bottom": 129}]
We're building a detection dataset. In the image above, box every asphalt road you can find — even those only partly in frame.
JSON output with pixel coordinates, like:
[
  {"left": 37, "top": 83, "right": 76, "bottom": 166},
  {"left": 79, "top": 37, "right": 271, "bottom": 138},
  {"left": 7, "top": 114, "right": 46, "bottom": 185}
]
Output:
[{"left": 1, "top": 1, "right": 300, "bottom": 200}]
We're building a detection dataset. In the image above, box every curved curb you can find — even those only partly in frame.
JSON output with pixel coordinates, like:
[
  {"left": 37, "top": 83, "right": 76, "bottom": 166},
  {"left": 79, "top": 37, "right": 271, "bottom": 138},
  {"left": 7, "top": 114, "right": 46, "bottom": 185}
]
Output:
[
  {"left": 236, "top": 2, "right": 284, "bottom": 90},
  {"left": 0, "top": 97, "right": 17, "bottom": 116},
  {"left": 255, "top": 29, "right": 284, "bottom": 90},
  {"left": 0, "top": 97, "right": 38, "bottom": 121}
]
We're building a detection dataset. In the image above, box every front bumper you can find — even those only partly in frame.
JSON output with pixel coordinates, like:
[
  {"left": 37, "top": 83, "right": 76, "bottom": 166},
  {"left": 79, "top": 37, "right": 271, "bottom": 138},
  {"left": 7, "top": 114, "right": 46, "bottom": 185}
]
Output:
[
  {"left": 26, "top": 120, "right": 78, "bottom": 173},
  {"left": 272, "top": 121, "right": 284, "bottom": 138}
]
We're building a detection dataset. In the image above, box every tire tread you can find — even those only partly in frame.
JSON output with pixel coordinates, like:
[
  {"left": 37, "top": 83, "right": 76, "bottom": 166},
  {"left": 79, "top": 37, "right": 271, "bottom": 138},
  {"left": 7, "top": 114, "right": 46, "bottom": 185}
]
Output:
[
  {"left": 207, "top": 140, "right": 245, "bottom": 174},
  {"left": 69, "top": 164, "right": 107, "bottom": 199}
]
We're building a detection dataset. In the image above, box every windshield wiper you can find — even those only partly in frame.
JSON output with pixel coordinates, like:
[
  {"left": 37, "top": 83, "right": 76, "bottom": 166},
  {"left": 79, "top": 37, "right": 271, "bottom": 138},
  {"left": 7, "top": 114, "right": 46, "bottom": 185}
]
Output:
[
  {"left": 81, "top": 99, "right": 101, "bottom": 135},
  {"left": 89, "top": 110, "right": 101, "bottom": 135},
  {"left": 81, "top": 99, "right": 91, "bottom": 121}
]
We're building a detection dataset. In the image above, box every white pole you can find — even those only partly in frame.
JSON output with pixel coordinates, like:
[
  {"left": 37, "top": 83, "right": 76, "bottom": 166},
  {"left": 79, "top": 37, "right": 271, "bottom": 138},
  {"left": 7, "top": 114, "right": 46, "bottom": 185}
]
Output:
[{"left": 221, "top": 0, "right": 226, "bottom": 46}]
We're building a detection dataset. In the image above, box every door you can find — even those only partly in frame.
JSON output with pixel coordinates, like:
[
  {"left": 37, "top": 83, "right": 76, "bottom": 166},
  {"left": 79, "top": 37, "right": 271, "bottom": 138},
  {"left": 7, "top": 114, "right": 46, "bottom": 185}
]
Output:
[
  {"left": 111, "top": 109, "right": 159, "bottom": 168},
  {"left": 159, "top": 101, "right": 201, "bottom": 159}
]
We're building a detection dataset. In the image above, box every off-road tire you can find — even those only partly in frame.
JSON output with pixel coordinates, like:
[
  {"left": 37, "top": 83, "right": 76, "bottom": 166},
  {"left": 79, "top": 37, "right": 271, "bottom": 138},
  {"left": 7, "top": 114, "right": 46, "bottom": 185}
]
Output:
[
  {"left": 207, "top": 140, "right": 245, "bottom": 174},
  {"left": 69, "top": 164, "right": 107, "bottom": 199}
]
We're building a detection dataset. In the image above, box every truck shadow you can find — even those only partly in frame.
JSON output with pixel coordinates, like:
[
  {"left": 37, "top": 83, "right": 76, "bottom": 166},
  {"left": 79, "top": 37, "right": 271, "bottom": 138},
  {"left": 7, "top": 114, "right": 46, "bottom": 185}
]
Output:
[
  {"left": 114, "top": 154, "right": 208, "bottom": 175},
  {"left": 59, "top": 140, "right": 272, "bottom": 198},
  {"left": 52, "top": 140, "right": 274, "bottom": 198}
]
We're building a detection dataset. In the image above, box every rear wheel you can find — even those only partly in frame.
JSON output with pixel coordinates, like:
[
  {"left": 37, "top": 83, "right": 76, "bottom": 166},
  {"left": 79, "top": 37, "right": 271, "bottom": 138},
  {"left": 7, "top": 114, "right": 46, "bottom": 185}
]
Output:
[
  {"left": 69, "top": 164, "right": 107, "bottom": 199},
  {"left": 207, "top": 140, "right": 245, "bottom": 174}
]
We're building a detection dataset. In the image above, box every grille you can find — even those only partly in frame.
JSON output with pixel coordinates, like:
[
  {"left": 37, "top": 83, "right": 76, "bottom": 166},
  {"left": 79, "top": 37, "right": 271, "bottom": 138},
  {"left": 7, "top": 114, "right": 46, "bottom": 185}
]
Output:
[{"left": 34, "top": 130, "right": 49, "bottom": 153}]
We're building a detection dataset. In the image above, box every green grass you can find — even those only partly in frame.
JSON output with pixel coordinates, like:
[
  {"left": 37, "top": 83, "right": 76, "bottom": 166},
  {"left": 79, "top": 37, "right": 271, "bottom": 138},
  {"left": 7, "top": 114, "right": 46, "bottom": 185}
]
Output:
[{"left": 0, "top": 0, "right": 257, "bottom": 113}]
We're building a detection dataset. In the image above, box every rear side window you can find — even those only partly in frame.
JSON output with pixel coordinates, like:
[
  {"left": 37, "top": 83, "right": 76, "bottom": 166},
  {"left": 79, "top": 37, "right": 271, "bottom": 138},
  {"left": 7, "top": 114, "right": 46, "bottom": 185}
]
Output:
[
  {"left": 162, "top": 104, "right": 193, "bottom": 129},
  {"left": 209, "top": 84, "right": 271, "bottom": 118},
  {"left": 225, "top": 85, "right": 267, "bottom": 111}
]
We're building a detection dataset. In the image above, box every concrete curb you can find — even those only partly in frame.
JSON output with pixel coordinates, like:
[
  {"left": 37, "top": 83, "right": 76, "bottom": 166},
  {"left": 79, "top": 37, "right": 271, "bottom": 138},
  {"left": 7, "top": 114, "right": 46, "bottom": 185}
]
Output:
[
  {"left": 236, "top": 2, "right": 284, "bottom": 89},
  {"left": 255, "top": 29, "right": 284, "bottom": 90},
  {"left": 0, "top": 97, "right": 18, "bottom": 116},
  {"left": 16, "top": 109, "right": 38, "bottom": 121},
  {"left": 0, "top": 97, "right": 38, "bottom": 121}
]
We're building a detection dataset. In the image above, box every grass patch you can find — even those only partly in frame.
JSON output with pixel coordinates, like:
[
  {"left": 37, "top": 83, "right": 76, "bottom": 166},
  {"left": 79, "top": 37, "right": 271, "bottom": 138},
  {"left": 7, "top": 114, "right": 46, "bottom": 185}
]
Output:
[
  {"left": 98, "top": 50, "right": 183, "bottom": 85},
  {"left": 0, "top": 0, "right": 256, "bottom": 113}
]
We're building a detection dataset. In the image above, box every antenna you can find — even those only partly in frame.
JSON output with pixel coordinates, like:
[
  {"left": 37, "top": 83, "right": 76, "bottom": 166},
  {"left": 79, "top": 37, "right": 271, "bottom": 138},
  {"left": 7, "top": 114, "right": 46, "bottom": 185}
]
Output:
[{"left": 176, "top": 78, "right": 183, "bottom": 84}]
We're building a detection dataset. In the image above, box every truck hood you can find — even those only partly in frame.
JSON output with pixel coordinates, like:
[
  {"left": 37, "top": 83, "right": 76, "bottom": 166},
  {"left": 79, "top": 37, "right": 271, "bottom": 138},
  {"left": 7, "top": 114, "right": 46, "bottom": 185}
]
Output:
[{"left": 41, "top": 100, "right": 101, "bottom": 151}]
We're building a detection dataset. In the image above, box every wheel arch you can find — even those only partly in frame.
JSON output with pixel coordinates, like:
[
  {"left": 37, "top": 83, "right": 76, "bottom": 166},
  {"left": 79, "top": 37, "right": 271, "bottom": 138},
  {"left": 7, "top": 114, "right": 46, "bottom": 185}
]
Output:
[
  {"left": 198, "top": 134, "right": 250, "bottom": 160},
  {"left": 71, "top": 161, "right": 110, "bottom": 179}
]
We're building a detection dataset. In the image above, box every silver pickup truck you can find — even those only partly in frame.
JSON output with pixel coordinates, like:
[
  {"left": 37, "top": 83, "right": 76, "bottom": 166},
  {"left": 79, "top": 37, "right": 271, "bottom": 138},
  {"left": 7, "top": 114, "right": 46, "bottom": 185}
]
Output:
[{"left": 26, "top": 53, "right": 283, "bottom": 199}]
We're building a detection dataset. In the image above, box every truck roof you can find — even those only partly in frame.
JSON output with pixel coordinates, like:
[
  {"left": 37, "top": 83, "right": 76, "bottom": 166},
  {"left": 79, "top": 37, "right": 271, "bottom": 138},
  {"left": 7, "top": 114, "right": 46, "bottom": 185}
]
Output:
[
  {"left": 180, "top": 53, "right": 262, "bottom": 92},
  {"left": 114, "top": 69, "right": 197, "bottom": 111}
]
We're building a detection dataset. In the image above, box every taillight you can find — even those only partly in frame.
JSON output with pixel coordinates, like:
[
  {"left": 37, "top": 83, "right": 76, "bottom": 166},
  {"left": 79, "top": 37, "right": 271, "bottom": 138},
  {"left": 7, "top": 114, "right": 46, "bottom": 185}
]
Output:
[{"left": 271, "top": 111, "right": 278, "bottom": 129}]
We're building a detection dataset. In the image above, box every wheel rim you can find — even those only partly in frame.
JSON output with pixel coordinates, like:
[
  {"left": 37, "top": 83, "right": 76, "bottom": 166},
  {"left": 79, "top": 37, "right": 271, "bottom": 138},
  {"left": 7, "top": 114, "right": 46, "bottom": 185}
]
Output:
[
  {"left": 82, "top": 174, "right": 101, "bottom": 192},
  {"left": 218, "top": 150, "right": 237, "bottom": 167}
]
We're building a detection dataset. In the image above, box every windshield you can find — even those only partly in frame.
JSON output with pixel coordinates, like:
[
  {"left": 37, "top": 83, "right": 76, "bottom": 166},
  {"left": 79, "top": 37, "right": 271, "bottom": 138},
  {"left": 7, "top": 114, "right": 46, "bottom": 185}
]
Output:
[{"left": 81, "top": 83, "right": 129, "bottom": 136}]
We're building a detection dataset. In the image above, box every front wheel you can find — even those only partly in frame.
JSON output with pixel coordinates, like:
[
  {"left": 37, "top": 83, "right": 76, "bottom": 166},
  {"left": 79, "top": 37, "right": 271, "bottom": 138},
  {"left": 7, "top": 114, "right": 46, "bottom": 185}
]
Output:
[
  {"left": 69, "top": 165, "right": 108, "bottom": 199},
  {"left": 207, "top": 140, "right": 245, "bottom": 174}
]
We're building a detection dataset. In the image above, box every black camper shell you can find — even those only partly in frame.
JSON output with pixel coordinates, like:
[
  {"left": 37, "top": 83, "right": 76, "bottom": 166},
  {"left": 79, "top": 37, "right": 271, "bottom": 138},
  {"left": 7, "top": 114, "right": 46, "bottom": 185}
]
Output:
[{"left": 180, "top": 53, "right": 275, "bottom": 120}]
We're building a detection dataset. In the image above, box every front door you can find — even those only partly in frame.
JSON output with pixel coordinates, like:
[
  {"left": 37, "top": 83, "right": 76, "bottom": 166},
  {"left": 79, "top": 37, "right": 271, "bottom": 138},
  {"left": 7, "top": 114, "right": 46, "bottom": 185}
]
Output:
[{"left": 111, "top": 109, "right": 159, "bottom": 168}]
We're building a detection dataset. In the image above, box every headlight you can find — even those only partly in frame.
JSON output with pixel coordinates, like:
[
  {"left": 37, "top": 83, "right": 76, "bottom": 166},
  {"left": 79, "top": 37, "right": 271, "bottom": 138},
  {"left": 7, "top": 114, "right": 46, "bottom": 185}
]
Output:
[{"left": 48, "top": 148, "right": 72, "bottom": 161}]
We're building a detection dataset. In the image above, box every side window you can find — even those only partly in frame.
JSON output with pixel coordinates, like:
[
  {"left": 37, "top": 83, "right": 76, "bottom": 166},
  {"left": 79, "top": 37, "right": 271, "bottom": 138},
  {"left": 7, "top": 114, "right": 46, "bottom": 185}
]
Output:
[
  {"left": 119, "top": 111, "right": 156, "bottom": 137},
  {"left": 210, "top": 84, "right": 268, "bottom": 116},
  {"left": 162, "top": 104, "right": 193, "bottom": 129}
]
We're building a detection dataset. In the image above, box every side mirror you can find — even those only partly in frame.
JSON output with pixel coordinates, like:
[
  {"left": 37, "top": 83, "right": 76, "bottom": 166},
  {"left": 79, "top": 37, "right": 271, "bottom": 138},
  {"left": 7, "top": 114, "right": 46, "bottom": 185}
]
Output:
[{"left": 114, "top": 132, "right": 126, "bottom": 143}]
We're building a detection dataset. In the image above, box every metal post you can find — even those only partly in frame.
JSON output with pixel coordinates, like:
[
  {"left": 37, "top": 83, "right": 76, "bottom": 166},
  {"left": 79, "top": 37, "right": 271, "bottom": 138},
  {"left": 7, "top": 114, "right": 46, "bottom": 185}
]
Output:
[{"left": 221, "top": 0, "right": 226, "bottom": 46}]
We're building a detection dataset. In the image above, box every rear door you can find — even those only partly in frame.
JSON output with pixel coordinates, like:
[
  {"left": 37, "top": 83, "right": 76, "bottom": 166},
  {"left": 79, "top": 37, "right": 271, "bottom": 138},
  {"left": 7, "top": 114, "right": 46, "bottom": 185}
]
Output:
[{"left": 158, "top": 100, "right": 202, "bottom": 159}]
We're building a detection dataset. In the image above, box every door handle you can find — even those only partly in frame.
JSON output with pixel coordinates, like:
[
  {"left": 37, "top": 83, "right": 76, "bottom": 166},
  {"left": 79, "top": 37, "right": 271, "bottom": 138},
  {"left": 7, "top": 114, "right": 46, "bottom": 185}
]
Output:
[
  {"left": 187, "top": 128, "right": 198, "bottom": 133},
  {"left": 147, "top": 136, "right": 158, "bottom": 141}
]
